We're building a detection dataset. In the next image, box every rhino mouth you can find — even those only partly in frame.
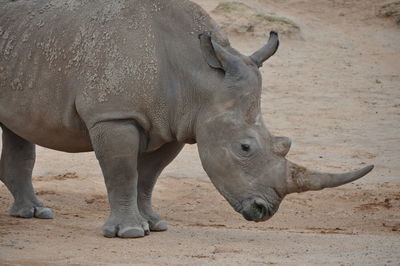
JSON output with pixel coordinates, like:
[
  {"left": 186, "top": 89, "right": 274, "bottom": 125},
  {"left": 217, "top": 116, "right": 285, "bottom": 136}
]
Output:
[{"left": 240, "top": 190, "right": 281, "bottom": 222}]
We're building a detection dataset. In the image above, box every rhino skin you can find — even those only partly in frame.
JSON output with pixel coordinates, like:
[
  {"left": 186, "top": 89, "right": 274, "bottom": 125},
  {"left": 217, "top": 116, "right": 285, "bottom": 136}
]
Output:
[{"left": 0, "top": 0, "right": 373, "bottom": 238}]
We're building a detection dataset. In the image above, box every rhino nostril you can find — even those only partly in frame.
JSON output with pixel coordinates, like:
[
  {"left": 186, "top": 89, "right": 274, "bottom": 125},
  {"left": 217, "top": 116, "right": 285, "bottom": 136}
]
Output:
[
  {"left": 241, "top": 198, "right": 272, "bottom": 221},
  {"left": 251, "top": 201, "right": 266, "bottom": 218}
]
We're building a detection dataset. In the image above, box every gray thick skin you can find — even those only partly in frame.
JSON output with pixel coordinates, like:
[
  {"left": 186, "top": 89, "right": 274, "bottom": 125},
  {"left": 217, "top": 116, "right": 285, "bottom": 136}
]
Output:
[{"left": 0, "top": 0, "right": 373, "bottom": 238}]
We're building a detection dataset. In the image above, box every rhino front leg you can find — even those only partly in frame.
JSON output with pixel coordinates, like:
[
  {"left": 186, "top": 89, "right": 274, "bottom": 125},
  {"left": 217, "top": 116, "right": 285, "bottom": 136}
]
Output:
[
  {"left": 0, "top": 125, "right": 52, "bottom": 219},
  {"left": 89, "top": 120, "right": 149, "bottom": 238},
  {"left": 137, "top": 141, "right": 184, "bottom": 231}
]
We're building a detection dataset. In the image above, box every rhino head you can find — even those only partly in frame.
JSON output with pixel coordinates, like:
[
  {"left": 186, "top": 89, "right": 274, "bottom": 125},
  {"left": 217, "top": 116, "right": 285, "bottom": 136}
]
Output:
[{"left": 196, "top": 32, "right": 373, "bottom": 222}]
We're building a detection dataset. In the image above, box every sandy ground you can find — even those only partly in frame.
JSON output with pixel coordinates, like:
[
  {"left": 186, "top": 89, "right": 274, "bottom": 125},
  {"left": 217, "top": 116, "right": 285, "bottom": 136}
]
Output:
[{"left": 1, "top": 0, "right": 400, "bottom": 265}]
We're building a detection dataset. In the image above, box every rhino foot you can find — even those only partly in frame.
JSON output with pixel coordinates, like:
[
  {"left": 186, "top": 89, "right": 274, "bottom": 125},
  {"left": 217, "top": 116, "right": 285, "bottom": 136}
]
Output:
[
  {"left": 139, "top": 210, "right": 168, "bottom": 231},
  {"left": 149, "top": 219, "right": 168, "bottom": 231},
  {"left": 102, "top": 214, "right": 150, "bottom": 238},
  {"left": 145, "top": 216, "right": 168, "bottom": 231},
  {"left": 10, "top": 202, "right": 53, "bottom": 219}
]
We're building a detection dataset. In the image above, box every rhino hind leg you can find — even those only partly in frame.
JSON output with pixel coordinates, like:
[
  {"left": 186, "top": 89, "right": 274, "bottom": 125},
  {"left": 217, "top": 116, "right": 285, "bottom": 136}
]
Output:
[
  {"left": 0, "top": 125, "right": 52, "bottom": 219},
  {"left": 137, "top": 141, "right": 184, "bottom": 231},
  {"left": 89, "top": 120, "right": 150, "bottom": 238}
]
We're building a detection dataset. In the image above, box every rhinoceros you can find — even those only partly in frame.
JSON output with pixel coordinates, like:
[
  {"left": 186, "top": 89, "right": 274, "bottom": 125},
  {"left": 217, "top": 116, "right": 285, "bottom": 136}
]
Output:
[{"left": 0, "top": 0, "right": 373, "bottom": 238}]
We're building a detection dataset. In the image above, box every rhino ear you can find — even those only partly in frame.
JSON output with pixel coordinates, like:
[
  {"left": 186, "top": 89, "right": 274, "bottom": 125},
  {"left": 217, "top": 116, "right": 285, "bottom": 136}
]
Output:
[
  {"left": 250, "top": 31, "right": 279, "bottom": 68},
  {"left": 198, "top": 33, "right": 240, "bottom": 73},
  {"left": 272, "top": 136, "right": 291, "bottom": 156},
  {"left": 199, "top": 33, "right": 223, "bottom": 69}
]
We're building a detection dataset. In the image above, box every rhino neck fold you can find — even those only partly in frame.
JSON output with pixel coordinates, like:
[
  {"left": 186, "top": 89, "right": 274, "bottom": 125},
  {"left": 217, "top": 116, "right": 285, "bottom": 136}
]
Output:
[
  {"left": 168, "top": 77, "right": 203, "bottom": 145},
  {"left": 166, "top": 65, "right": 223, "bottom": 145},
  {"left": 155, "top": 50, "right": 208, "bottom": 146}
]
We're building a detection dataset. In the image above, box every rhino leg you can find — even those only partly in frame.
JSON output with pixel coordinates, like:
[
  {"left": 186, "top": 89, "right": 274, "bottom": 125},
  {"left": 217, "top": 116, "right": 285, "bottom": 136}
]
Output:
[
  {"left": 0, "top": 125, "right": 52, "bottom": 219},
  {"left": 137, "top": 141, "right": 184, "bottom": 231},
  {"left": 89, "top": 120, "right": 149, "bottom": 238}
]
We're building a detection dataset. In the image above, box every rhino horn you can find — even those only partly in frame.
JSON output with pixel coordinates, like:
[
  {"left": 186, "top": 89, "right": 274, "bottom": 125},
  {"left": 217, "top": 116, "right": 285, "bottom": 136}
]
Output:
[
  {"left": 250, "top": 31, "right": 279, "bottom": 68},
  {"left": 286, "top": 161, "right": 374, "bottom": 193}
]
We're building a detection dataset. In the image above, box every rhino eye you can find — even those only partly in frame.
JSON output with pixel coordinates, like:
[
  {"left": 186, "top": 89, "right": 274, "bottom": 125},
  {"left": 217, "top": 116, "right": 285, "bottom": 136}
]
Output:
[{"left": 241, "top": 144, "right": 250, "bottom": 152}]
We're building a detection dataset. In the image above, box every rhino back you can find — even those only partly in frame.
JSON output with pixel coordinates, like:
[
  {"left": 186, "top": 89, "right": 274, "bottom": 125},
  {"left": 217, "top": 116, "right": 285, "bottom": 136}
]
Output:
[{"left": 0, "top": 0, "right": 224, "bottom": 152}]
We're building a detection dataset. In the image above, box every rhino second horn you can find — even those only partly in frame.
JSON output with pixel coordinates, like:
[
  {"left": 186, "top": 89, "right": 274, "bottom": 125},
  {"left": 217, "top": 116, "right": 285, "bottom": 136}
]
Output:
[
  {"left": 272, "top": 136, "right": 292, "bottom": 156},
  {"left": 286, "top": 161, "right": 374, "bottom": 193},
  {"left": 250, "top": 31, "right": 279, "bottom": 68}
]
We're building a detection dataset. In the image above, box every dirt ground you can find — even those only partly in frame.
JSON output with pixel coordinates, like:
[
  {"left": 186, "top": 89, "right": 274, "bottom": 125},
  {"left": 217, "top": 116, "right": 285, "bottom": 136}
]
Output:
[{"left": 1, "top": 0, "right": 400, "bottom": 265}]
